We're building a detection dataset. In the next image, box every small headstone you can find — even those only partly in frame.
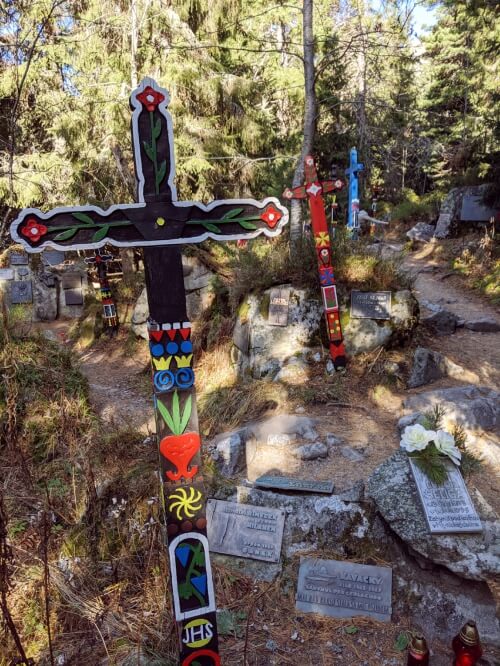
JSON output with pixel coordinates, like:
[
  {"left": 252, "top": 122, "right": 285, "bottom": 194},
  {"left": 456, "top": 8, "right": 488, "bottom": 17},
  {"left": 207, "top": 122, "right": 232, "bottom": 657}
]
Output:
[
  {"left": 207, "top": 499, "right": 285, "bottom": 563},
  {"left": 409, "top": 458, "right": 482, "bottom": 534},
  {"left": 351, "top": 291, "right": 391, "bottom": 320},
  {"left": 254, "top": 475, "right": 334, "bottom": 494},
  {"left": 0, "top": 269, "right": 14, "bottom": 280},
  {"left": 296, "top": 558, "right": 392, "bottom": 622},
  {"left": 10, "top": 281, "right": 32, "bottom": 304},
  {"left": 268, "top": 287, "right": 290, "bottom": 326},
  {"left": 10, "top": 253, "right": 28, "bottom": 265}
]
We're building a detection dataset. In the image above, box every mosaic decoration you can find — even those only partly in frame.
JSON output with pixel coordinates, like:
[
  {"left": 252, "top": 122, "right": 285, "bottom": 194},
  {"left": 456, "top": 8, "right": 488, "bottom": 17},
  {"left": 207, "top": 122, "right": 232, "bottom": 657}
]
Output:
[
  {"left": 283, "top": 155, "right": 347, "bottom": 370},
  {"left": 85, "top": 250, "right": 118, "bottom": 331},
  {"left": 11, "top": 78, "right": 289, "bottom": 666},
  {"left": 345, "top": 147, "right": 364, "bottom": 239}
]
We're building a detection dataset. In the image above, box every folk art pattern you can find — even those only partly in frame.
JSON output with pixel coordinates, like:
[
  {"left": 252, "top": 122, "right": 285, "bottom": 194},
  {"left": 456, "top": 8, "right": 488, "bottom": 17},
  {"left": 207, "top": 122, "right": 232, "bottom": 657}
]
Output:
[
  {"left": 283, "top": 156, "right": 347, "bottom": 370},
  {"left": 11, "top": 78, "right": 289, "bottom": 666}
]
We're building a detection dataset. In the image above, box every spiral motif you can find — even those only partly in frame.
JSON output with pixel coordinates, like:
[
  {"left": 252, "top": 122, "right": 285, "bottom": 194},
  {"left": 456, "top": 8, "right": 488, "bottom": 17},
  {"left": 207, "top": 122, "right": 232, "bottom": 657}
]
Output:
[
  {"left": 175, "top": 367, "right": 194, "bottom": 389},
  {"left": 154, "top": 370, "right": 175, "bottom": 392}
]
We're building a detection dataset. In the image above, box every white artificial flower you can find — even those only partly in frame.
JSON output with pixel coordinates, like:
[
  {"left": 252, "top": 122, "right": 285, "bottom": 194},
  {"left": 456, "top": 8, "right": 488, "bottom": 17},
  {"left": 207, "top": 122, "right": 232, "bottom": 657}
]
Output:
[
  {"left": 400, "top": 424, "right": 436, "bottom": 453},
  {"left": 434, "top": 429, "right": 462, "bottom": 465}
]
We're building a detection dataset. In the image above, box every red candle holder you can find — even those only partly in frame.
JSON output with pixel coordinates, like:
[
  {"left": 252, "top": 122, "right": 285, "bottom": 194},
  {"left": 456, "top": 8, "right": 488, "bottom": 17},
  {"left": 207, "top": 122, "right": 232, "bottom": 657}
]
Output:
[
  {"left": 452, "top": 621, "right": 483, "bottom": 665},
  {"left": 407, "top": 634, "right": 429, "bottom": 665}
]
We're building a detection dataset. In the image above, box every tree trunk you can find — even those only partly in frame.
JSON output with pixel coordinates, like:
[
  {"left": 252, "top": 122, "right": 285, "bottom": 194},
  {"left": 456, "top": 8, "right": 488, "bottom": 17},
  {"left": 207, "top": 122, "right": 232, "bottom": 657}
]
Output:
[{"left": 290, "top": 0, "right": 317, "bottom": 248}]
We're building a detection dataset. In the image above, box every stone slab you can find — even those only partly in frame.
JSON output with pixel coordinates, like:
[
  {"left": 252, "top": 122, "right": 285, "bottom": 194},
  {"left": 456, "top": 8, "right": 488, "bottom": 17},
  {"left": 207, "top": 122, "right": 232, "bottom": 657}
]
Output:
[
  {"left": 254, "top": 475, "right": 334, "bottom": 494},
  {"left": 10, "top": 281, "right": 32, "bottom": 304},
  {"left": 42, "top": 249, "right": 65, "bottom": 266},
  {"left": 296, "top": 558, "right": 392, "bottom": 622},
  {"left": 207, "top": 499, "right": 285, "bottom": 563},
  {"left": 0, "top": 269, "right": 14, "bottom": 280},
  {"left": 409, "top": 459, "right": 482, "bottom": 534},
  {"left": 268, "top": 287, "right": 290, "bottom": 326},
  {"left": 350, "top": 290, "right": 391, "bottom": 320},
  {"left": 460, "top": 195, "right": 497, "bottom": 222},
  {"left": 10, "top": 253, "right": 28, "bottom": 265}
]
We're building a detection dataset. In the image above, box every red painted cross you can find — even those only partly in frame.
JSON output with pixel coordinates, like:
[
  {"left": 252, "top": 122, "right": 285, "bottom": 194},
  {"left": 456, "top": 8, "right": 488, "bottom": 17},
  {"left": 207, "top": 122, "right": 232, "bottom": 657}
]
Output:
[{"left": 283, "top": 155, "right": 347, "bottom": 370}]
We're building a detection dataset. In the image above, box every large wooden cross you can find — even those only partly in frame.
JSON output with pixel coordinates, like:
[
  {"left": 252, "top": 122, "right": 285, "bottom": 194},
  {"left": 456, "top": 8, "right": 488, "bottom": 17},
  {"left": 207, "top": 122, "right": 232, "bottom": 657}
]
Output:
[
  {"left": 11, "top": 79, "right": 288, "bottom": 666},
  {"left": 345, "top": 146, "right": 364, "bottom": 239},
  {"left": 283, "top": 155, "right": 347, "bottom": 370}
]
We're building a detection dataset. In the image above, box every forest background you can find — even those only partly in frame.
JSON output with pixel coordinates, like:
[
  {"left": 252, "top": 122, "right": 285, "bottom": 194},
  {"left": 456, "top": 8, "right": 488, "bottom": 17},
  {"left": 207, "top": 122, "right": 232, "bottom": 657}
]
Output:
[{"left": 0, "top": 0, "right": 498, "bottom": 243}]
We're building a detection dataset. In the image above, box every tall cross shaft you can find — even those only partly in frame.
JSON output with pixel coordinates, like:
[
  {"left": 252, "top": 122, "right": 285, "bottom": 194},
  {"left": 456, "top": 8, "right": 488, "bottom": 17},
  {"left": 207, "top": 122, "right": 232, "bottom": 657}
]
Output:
[
  {"left": 11, "top": 79, "right": 288, "bottom": 666},
  {"left": 283, "top": 155, "right": 347, "bottom": 370},
  {"left": 345, "top": 147, "right": 364, "bottom": 239}
]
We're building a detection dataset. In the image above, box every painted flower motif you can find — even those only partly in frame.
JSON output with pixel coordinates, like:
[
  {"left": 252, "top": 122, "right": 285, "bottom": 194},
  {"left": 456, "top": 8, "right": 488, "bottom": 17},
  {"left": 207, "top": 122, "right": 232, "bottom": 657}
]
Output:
[
  {"left": 21, "top": 218, "right": 48, "bottom": 243},
  {"left": 400, "top": 424, "right": 435, "bottom": 453},
  {"left": 434, "top": 429, "right": 462, "bottom": 465},
  {"left": 260, "top": 204, "right": 282, "bottom": 228},
  {"left": 136, "top": 86, "right": 165, "bottom": 112}
]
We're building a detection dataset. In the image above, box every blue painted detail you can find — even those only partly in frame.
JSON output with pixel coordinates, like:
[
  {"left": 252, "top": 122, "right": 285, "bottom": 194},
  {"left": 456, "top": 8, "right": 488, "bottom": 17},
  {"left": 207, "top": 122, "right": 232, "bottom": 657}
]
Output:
[
  {"left": 345, "top": 147, "right": 364, "bottom": 239},
  {"left": 320, "top": 267, "right": 334, "bottom": 286},
  {"left": 151, "top": 343, "right": 164, "bottom": 357},
  {"left": 191, "top": 574, "right": 207, "bottom": 597},
  {"left": 176, "top": 544, "right": 190, "bottom": 568},
  {"left": 154, "top": 370, "right": 175, "bottom": 392},
  {"left": 175, "top": 368, "right": 194, "bottom": 389},
  {"left": 180, "top": 340, "right": 193, "bottom": 353},
  {"left": 166, "top": 341, "right": 179, "bottom": 354}
]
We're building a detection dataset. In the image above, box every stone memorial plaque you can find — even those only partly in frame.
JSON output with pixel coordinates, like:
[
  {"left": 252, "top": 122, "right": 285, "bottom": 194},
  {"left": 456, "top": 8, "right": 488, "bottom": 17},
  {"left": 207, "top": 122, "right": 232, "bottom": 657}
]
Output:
[
  {"left": 42, "top": 249, "right": 65, "bottom": 266},
  {"left": 0, "top": 269, "right": 14, "bottom": 280},
  {"left": 460, "top": 195, "right": 497, "bottom": 222},
  {"left": 10, "top": 253, "right": 28, "bottom": 265},
  {"left": 207, "top": 499, "right": 285, "bottom": 562},
  {"left": 255, "top": 475, "right": 334, "bottom": 494},
  {"left": 11, "top": 281, "right": 32, "bottom": 304},
  {"left": 62, "top": 274, "right": 84, "bottom": 306},
  {"left": 268, "top": 287, "right": 290, "bottom": 326},
  {"left": 409, "top": 459, "right": 482, "bottom": 534},
  {"left": 351, "top": 291, "right": 391, "bottom": 320},
  {"left": 296, "top": 558, "right": 392, "bottom": 622}
]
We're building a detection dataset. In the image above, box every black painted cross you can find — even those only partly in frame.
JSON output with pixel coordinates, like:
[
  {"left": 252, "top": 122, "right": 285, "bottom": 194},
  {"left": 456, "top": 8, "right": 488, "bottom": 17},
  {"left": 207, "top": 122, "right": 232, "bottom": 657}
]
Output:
[{"left": 11, "top": 78, "right": 288, "bottom": 666}]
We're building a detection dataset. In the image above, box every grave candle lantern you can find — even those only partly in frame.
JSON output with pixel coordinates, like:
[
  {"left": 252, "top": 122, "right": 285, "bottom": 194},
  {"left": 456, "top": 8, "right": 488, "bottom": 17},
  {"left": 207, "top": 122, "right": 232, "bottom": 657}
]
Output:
[
  {"left": 452, "top": 621, "right": 483, "bottom": 665},
  {"left": 407, "top": 634, "right": 429, "bottom": 665}
]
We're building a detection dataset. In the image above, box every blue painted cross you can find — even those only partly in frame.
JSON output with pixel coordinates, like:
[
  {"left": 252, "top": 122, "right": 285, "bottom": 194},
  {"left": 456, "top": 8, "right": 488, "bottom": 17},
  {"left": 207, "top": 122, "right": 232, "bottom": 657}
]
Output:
[{"left": 345, "top": 147, "right": 364, "bottom": 239}]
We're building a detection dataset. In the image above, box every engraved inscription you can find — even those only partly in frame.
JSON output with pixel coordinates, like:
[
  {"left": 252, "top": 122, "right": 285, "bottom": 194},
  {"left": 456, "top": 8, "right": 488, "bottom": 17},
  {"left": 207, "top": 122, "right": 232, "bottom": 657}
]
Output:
[
  {"left": 207, "top": 499, "right": 285, "bottom": 563},
  {"left": 255, "top": 475, "right": 334, "bottom": 494},
  {"left": 409, "top": 459, "right": 482, "bottom": 534},
  {"left": 296, "top": 558, "right": 392, "bottom": 622},
  {"left": 351, "top": 291, "right": 391, "bottom": 320}
]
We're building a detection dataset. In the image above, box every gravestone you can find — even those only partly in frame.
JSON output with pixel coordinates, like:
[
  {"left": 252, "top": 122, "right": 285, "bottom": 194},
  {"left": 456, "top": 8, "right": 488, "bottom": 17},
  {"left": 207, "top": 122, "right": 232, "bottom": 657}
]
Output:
[
  {"left": 268, "top": 287, "right": 290, "bottom": 326},
  {"left": 254, "top": 475, "right": 334, "bottom": 494},
  {"left": 296, "top": 558, "right": 392, "bottom": 622},
  {"left": 207, "top": 499, "right": 285, "bottom": 563},
  {"left": 351, "top": 291, "right": 391, "bottom": 320},
  {"left": 11, "top": 281, "right": 32, "bottom": 304},
  {"left": 409, "top": 459, "right": 482, "bottom": 534}
]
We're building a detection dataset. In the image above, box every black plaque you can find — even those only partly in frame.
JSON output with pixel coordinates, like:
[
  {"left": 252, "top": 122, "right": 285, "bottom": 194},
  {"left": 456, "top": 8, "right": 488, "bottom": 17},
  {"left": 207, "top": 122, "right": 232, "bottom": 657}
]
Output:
[
  {"left": 11, "top": 281, "right": 32, "bottom": 304},
  {"left": 460, "top": 195, "right": 497, "bottom": 222},
  {"left": 296, "top": 558, "right": 392, "bottom": 622},
  {"left": 255, "top": 475, "right": 334, "bottom": 494},
  {"left": 351, "top": 291, "right": 391, "bottom": 320},
  {"left": 62, "top": 274, "right": 84, "bottom": 306},
  {"left": 268, "top": 287, "right": 290, "bottom": 326}
]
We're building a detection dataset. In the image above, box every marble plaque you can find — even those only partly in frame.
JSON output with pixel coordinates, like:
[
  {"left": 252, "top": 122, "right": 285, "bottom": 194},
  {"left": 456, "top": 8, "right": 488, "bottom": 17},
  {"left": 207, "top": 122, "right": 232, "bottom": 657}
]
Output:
[
  {"left": 409, "top": 459, "right": 482, "bottom": 534},
  {"left": 255, "top": 475, "right": 334, "bottom": 494},
  {"left": 351, "top": 291, "right": 391, "bottom": 319},
  {"left": 296, "top": 558, "right": 392, "bottom": 622},
  {"left": 0, "top": 269, "right": 14, "bottom": 280},
  {"left": 207, "top": 499, "right": 285, "bottom": 563},
  {"left": 11, "top": 281, "right": 32, "bottom": 304},
  {"left": 10, "top": 253, "right": 28, "bottom": 265},
  {"left": 268, "top": 287, "right": 290, "bottom": 326}
]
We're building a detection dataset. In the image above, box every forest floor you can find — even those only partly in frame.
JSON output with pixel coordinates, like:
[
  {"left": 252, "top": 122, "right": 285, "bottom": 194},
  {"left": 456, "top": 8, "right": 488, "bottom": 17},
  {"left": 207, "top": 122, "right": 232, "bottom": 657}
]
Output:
[{"left": 28, "top": 234, "right": 500, "bottom": 666}]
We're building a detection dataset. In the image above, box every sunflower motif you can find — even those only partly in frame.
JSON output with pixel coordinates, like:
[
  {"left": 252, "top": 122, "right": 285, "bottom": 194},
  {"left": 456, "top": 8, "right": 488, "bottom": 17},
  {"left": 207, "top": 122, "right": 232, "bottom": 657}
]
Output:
[{"left": 168, "top": 487, "right": 203, "bottom": 521}]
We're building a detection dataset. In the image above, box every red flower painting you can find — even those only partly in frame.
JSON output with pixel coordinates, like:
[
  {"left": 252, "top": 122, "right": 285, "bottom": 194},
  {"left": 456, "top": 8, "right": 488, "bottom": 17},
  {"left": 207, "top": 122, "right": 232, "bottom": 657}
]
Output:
[
  {"left": 21, "top": 218, "right": 48, "bottom": 243},
  {"left": 136, "top": 86, "right": 165, "bottom": 112},
  {"left": 260, "top": 204, "right": 282, "bottom": 229}
]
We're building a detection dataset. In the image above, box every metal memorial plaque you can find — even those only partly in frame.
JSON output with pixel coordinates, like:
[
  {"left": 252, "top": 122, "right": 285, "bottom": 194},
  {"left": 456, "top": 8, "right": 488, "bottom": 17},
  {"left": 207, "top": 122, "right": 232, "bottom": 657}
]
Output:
[
  {"left": 296, "top": 558, "right": 392, "bottom": 622},
  {"left": 255, "top": 475, "right": 334, "bottom": 494},
  {"left": 10, "top": 253, "right": 28, "bottom": 265},
  {"left": 62, "top": 274, "right": 84, "bottom": 306},
  {"left": 11, "top": 281, "right": 32, "bottom": 304},
  {"left": 409, "top": 459, "right": 482, "bottom": 534},
  {"left": 351, "top": 291, "right": 391, "bottom": 320},
  {"left": 207, "top": 499, "right": 285, "bottom": 563},
  {"left": 0, "top": 269, "right": 14, "bottom": 280},
  {"left": 460, "top": 195, "right": 497, "bottom": 223},
  {"left": 268, "top": 287, "right": 290, "bottom": 326}
]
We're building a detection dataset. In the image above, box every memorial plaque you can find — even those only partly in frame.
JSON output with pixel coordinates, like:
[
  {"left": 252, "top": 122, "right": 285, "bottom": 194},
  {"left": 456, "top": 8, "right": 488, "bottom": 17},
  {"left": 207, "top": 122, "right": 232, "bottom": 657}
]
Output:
[
  {"left": 409, "top": 459, "right": 482, "bottom": 534},
  {"left": 460, "top": 195, "right": 497, "bottom": 222},
  {"left": 207, "top": 499, "right": 285, "bottom": 563},
  {"left": 10, "top": 253, "right": 28, "bottom": 265},
  {"left": 0, "top": 269, "right": 14, "bottom": 280},
  {"left": 62, "top": 274, "right": 84, "bottom": 306},
  {"left": 11, "top": 281, "right": 32, "bottom": 304},
  {"left": 42, "top": 249, "right": 65, "bottom": 266},
  {"left": 268, "top": 287, "right": 290, "bottom": 326},
  {"left": 296, "top": 558, "right": 392, "bottom": 622},
  {"left": 255, "top": 475, "right": 334, "bottom": 494},
  {"left": 351, "top": 291, "right": 391, "bottom": 319}
]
